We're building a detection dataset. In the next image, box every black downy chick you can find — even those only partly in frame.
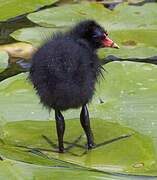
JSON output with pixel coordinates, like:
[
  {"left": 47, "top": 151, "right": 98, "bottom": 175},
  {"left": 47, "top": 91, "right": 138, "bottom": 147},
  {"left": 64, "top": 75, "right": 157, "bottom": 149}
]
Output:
[{"left": 29, "top": 20, "right": 119, "bottom": 153}]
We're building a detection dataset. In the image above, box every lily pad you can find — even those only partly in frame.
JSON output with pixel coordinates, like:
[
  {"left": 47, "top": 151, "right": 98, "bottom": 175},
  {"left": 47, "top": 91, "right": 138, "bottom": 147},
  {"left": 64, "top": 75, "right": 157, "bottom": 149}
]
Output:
[
  {"left": 0, "top": 51, "right": 9, "bottom": 72},
  {"left": 106, "top": 3, "right": 157, "bottom": 30},
  {"left": 0, "top": 73, "right": 49, "bottom": 122},
  {"left": 98, "top": 30, "right": 157, "bottom": 59},
  {"left": 0, "top": 0, "right": 58, "bottom": 21},
  {"left": 0, "top": 160, "right": 114, "bottom": 180},
  {"left": 27, "top": 3, "right": 157, "bottom": 30},
  {"left": 0, "top": 119, "right": 156, "bottom": 175},
  {"left": 11, "top": 27, "right": 60, "bottom": 47},
  {"left": 1, "top": 62, "right": 157, "bottom": 176},
  {"left": 27, "top": 3, "right": 111, "bottom": 27}
]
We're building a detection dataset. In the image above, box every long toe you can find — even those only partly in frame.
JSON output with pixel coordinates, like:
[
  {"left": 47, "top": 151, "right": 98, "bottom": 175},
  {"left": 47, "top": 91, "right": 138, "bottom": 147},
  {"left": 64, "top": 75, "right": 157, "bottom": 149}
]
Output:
[
  {"left": 58, "top": 146, "right": 65, "bottom": 153},
  {"left": 87, "top": 142, "right": 95, "bottom": 149}
]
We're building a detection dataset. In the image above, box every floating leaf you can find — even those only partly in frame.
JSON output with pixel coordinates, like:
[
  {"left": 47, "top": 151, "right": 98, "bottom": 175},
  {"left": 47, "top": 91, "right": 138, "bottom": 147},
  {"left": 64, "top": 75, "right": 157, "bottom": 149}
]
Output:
[
  {"left": 0, "top": 159, "right": 114, "bottom": 180},
  {"left": 27, "top": 3, "right": 157, "bottom": 30},
  {"left": 98, "top": 30, "right": 157, "bottom": 59},
  {"left": 0, "top": 0, "right": 58, "bottom": 21},
  {"left": 0, "top": 119, "right": 157, "bottom": 175},
  {"left": 11, "top": 27, "right": 60, "bottom": 47},
  {"left": 27, "top": 3, "right": 111, "bottom": 27},
  {"left": 1, "top": 61, "right": 157, "bottom": 176},
  {"left": 106, "top": 3, "right": 157, "bottom": 30},
  {"left": 0, "top": 73, "right": 49, "bottom": 122}
]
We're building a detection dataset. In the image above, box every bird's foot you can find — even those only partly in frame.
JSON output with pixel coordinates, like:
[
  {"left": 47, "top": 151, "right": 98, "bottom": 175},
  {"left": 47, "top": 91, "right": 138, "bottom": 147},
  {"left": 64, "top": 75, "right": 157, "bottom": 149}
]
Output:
[
  {"left": 58, "top": 146, "right": 65, "bottom": 153},
  {"left": 87, "top": 142, "right": 95, "bottom": 149}
]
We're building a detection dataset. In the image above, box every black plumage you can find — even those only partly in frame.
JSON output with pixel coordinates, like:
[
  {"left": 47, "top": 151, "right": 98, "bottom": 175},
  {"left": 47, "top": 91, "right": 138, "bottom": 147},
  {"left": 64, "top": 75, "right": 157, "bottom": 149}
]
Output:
[{"left": 29, "top": 20, "right": 119, "bottom": 152}]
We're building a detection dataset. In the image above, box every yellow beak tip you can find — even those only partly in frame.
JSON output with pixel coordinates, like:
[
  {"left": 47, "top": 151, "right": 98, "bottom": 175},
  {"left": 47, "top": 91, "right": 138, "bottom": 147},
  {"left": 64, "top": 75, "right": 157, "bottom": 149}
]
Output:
[{"left": 113, "top": 43, "right": 120, "bottom": 49}]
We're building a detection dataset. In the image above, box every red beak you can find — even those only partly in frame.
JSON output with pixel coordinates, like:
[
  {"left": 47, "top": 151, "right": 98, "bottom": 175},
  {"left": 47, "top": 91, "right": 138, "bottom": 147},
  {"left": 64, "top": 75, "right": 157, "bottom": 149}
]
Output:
[{"left": 102, "top": 35, "right": 119, "bottom": 49}]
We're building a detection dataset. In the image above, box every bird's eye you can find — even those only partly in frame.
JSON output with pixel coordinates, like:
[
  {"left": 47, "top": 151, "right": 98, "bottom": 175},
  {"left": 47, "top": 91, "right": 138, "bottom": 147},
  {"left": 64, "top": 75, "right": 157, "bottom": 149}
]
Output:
[{"left": 104, "top": 31, "right": 108, "bottom": 36}]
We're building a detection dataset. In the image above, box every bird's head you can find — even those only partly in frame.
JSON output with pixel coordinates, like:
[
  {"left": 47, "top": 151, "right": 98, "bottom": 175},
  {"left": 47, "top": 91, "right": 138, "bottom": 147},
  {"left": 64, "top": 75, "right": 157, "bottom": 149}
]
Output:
[{"left": 71, "top": 20, "right": 119, "bottom": 49}]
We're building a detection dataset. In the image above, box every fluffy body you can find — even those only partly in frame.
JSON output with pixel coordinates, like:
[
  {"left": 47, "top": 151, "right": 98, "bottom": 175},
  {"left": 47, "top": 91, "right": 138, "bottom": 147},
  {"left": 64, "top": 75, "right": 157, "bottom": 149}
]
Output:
[
  {"left": 30, "top": 29, "right": 101, "bottom": 110},
  {"left": 29, "top": 20, "right": 118, "bottom": 153}
]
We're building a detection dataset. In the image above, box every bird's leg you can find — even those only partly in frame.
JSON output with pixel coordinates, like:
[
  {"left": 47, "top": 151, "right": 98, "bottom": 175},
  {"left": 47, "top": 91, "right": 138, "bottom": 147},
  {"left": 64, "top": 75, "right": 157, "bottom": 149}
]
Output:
[
  {"left": 80, "top": 104, "right": 94, "bottom": 149},
  {"left": 55, "top": 109, "right": 65, "bottom": 153}
]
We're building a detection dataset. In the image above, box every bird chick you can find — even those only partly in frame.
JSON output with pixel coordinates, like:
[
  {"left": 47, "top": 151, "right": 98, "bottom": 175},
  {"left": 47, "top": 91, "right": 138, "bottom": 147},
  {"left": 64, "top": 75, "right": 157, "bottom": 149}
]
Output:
[{"left": 29, "top": 20, "right": 119, "bottom": 153}]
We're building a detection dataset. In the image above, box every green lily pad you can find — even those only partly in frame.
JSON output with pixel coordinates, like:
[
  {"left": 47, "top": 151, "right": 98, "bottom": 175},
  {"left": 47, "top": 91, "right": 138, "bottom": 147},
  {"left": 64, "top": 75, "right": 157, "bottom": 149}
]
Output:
[
  {"left": 0, "top": 160, "right": 114, "bottom": 180},
  {"left": 0, "top": 119, "right": 156, "bottom": 175},
  {"left": 27, "top": 3, "right": 111, "bottom": 27},
  {"left": 1, "top": 62, "right": 157, "bottom": 176},
  {"left": 0, "top": 0, "right": 58, "bottom": 21},
  {"left": 0, "top": 51, "right": 9, "bottom": 72},
  {"left": 0, "top": 73, "right": 49, "bottom": 122},
  {"left": 106, "top": 3, "right": 157, "bottom": 30},
  {"left": 11, "top": 27, "right": 59, "bottom": 47},
  {"left": 98, "top": 30, "right": 157, "bottom": 59},
  {"left": 27, "top": 3, "right": 157, "bottom": 30}
]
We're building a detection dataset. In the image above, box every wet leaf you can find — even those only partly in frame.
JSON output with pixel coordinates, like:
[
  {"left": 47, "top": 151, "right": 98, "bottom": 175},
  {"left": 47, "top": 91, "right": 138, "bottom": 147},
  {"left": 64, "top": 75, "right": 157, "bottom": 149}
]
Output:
[
  {"left": 0, "top": 0, "right": 58, "bottom": 21},
  {"left": 0, "top": 73, "right": 48, "bottom": 122},
  {"left": 106, "top": 3, "right": 157, "bottom": 30},
  {"left": 11, "top": 27, "right": 59, "bottom": 47},
  {"left": 91, "top": 62, "right": 157, "bottom": 156},
  {"left": 27, "top": 3, "right": 157, "bottom": 30},
  {"left": 1, "top": 61, "right": 157, "bottom": 176},
  {"left": 0, "top": 159, "right": 114, "bottom": 180},
  {"left": 27, "top": 3, "right": 111, "bottom": 27},
  {"left": 0, "top": 119, "right": 156, "bottom": 175},
  {"left": 98, "top": 30, "right": 157, "bottom": 59}
]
